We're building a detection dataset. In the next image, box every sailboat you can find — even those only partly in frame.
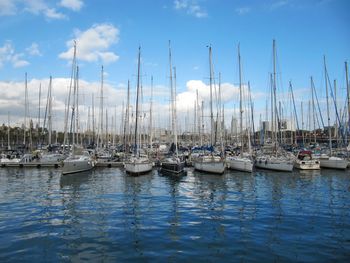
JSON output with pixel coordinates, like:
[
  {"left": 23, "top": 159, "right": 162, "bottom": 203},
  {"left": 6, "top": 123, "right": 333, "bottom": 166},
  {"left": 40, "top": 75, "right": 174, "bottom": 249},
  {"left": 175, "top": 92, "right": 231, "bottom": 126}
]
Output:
[
  {"left": 226, "top": 44, "right": 254, "bottom": 172},
  {"left": 124, "top": 47, "right": 153, "bottom": 175},
  {"left": 255, "top": 39, "right": 294, "bottom": 172},
  {"left": 193, "top": 46, "right": 225, "bottom": 174},
  {"left": 62, "top": 41, "right": 95, "bottom": 175},
  {"left": 160, "top": 42, "right": 185, "bottom": 175},
  {"left": 316, "top": 56, "right": 348, "bottom": 170}
]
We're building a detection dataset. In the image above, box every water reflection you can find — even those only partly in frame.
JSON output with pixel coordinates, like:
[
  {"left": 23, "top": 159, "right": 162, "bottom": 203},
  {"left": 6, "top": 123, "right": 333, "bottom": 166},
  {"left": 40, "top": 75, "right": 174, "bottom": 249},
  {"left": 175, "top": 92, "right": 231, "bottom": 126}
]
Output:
[{"left": 0, "top": 167, "right": 349, "bottom": 262}]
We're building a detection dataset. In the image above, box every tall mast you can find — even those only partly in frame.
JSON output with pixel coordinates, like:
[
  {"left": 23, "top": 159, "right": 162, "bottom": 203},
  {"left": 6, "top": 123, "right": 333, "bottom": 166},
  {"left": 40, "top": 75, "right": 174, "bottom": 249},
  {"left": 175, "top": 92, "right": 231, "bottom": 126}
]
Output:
[
  {"left": 334, "top": 79, "right": 338, "bottom": 146},
  {"left": 324, "top": 56, "right": 332, "bottom": 155},
  {"left": 38, "top": 83, "right": 41, "bottom": 130},
  {"left": 272, "top": 39, "right": 277, "bottom": 151},
  {"left": 76, "top": 67, "right": 80, "bottom": 145},
  {"left": 209, "top": 45, "right": 214, "bottom": 146},
  {"left": 173, "top": 66, "right": 179, "bottom": 157},
  {"left": 24, "top": 72, "right": 28, "bottom": 146},
  {"left": 7, "top": 112, "right": 10, "bottom": 150},
  {"left": 345, "top": 61, "right": 349, "bottom": 144},
  {"left": 124, "top": 80, "right": 130, "bottom": 152},
  {"left": 345, "top": 61, "right": 350, "bottom": 140},
  {"left": 238, "top": 44, "right": 243, "bottom": 154},
  {"left": 149, "top": 76, "right": 153, "bottom": 150},
  {"left": 270, "top": 73, "right": 274, "bottom": 146},
  {"left": 196, "top": 89, "right": 201, "bottom": 145},
  {"left": 63, "top": 40, "right": 77, "bottom": 151},
  {"left": 168, "top": 41, "right": 176, "bottom": 144},
  {"left": 201, "top": 100, "right": 204, "bottom": 146},
  {"left": 48, "top": 76, "right": 52, "bottom": 145},
  {"left": 311, "top": 77, "right": 317, "bottom": 143},
  {"left": 248, "top": 81, "right": 253, "bottom": 152},
  {"left": 92, "top": 94, "right": 95, "bottom": 145},
  {"left": 301, "top": 101, "right": 304, "bottom": 145},
  {"left": 37, "top": 83, "right": 41, "bottom": 148},
  {"left": 88, "top": 106, "right": 91, "bottom": 144},
  {"left": 345, "top": 61, "right": 350, "bottom": 144},
  {"left": 134, "top": 47, "right": 141, "bottom": 156},
  {"left": 218, "top": 72, "right": 224, "bottom": 153},
  {"left": 98, "top": 65, "right": 104, "bottom": 149},
  {"left": 105, "top": 109, "right": 108, "bottom": 146},
  {"left": 69, "top": 65, "right": 78, "bottom": 155}
]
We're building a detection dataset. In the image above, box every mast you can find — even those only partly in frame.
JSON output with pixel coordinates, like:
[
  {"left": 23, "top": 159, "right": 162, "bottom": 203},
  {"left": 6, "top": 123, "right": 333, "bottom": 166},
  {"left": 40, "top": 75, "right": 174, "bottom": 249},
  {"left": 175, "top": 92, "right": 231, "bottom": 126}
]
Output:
[
  {"left": 63, "top": 40, "right": 77, "bottom": 152},
  {"left": 248, "top": 81, "right": 255, "bottom": 146},
  {"left": 346, "top": 61, "right": 350, "bottom": 143},
  {"left": 48, "top": 76, "right": 52, "bottom": 145},
  {"left": 88, "top": 106, "right": 91, "bottom": 144},
  {"left": 168, "top": 41, "right": 175, "bottom": 140},
  {"left": 196, "top": 89, "right": 201, "bottom": 145},
  {"left": 149, "top": 76, "right": 153, "bottom": 151},
  {"left": 98, "top": 65, "right": 104, "bottom": 149},
  {"left": 272, "top": 39, "right": 277, "bottom": 152},
  {"left": 105, "top": 109, "right": 108, "bottom": 146},
  {"left": 24, "top": 72, "right": 28, "bottom": 146},
  {"left": 270, "top": 73, "right": 274, "bottom": 146},
  {"left": 201, "top": 101, "right": 204, "bottom": 146},
  {"left": 311, "top": 77, "right": 317, "bottom": 143},
  {"left": 134, "top": 47, "right": 141, "bottom": 157},
  {"left": 218, "top": 72, "right": 224, "bottom": 154},
  {"left": 123, "top": 80, "right": 130, "bottom": 152},
  {"left": 7, "top": 112, "right": 10, "bottom": 150},
  {"left": 209, "top": 45, "right": 214, "bottom": 146},
  {"left": 92, "top": 94, "right": 95, "bottom": 146},
  {"left": 238, "top": 44, "right": 243, "bottom": 154},
  {"left": 76, "top": 67, "right": 80, "bottom": 146},
  {"left": 301, "top": 101, "right": 304, "bottom": 146},
  {"left": 324, "top": 56, "right": 332, "bottom": 155},
  {"left": 168, "top": 41, "right": 179, "bottom": 157},
  {"left": 173, "top": 66, "right": 179, "bottom": 157},
  {"left": 38, "top": 83, "right": 41, "bottom": 133},
  {"left": 68, "top": 65, "right": 78, "bottom": 155}
]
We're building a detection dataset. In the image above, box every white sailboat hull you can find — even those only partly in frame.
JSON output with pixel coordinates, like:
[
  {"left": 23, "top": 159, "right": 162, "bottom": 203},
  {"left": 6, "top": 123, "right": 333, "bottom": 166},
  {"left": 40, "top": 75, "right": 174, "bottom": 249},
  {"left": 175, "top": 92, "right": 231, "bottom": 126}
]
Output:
[
  {"left": 62, "top": 155, "right": 94, "bottom": 175},
  {"left": 294, "top": 159, "right": 320, "bottom": 170},
  {"left": 319, "top": 156, "right": 348, "bottom": 170},
  {"left": 194, "top": 156, "right": 225, "bottom": 174},
  {"left": 124, "top": 157, "right": 153, "bottom": 175},
  {"left": 255, "top": 156, "right": 294, "bottom": 172},
  {"left": 226, "top": 156, "right": 254, "bottom": 172}
]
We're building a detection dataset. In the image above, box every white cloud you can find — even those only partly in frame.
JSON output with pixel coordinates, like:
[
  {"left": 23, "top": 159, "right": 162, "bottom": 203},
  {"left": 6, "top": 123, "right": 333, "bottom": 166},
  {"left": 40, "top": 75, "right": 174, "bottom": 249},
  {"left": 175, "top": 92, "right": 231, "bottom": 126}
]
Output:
[
  {"left": 0, "top": 0, "right": 67, "bottom": 20},
  {"left": 175, "top": 80, "right": 240, "bottom": 112},
  {"left": 0, "top": 0, "right": 17, "bottom": 15},
  {"left": 45, "top": 8, "right": 67, "bottom": 19},
  {"left": 59, "top": 0, "right": 84, "bottom": 11},
  {"left": 173, "top": 0, "right": 207, "bottom": 18},
  {"left": 0, "top": 77, "right": 126, "bottom": 130},
  {"left": 235, "top": 7, "right": 251, "bottom": 15},
  {"left": 270, "top": 0, "right": 289, "bottom": 10},
  {"left": 26, "top": 42, "right": 42, "bottom": 56},
  {"left": 12, "top": 54, "right": 30, "bottom": 68},
  {"left": 59, "top": 23, "right": 120, "bottom": 64},
  {"left": 0, "top": 41, "right": 29, "bottom": 68}
]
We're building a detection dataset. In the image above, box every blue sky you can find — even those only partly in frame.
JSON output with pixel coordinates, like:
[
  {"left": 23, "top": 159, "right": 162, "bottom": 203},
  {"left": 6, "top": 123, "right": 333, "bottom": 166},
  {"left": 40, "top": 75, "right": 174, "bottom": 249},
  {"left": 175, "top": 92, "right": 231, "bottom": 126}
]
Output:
[{"left": 0, "top": 0, "right": 349, "bottom": 132}]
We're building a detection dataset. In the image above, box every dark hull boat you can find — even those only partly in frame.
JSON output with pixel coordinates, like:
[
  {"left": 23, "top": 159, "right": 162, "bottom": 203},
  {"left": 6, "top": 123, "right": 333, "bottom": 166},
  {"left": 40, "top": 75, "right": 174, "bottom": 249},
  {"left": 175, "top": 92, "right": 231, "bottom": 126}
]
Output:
[{"left": 160, "top": 157, "right": 185, "bottom": 175}]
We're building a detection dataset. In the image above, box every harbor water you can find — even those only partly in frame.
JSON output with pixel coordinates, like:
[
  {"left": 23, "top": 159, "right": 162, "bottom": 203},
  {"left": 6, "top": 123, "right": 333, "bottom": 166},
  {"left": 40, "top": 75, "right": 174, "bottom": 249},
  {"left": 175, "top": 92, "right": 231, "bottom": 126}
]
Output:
[{"left": 0, "top": 167, "right": 349, "bottom": 262}]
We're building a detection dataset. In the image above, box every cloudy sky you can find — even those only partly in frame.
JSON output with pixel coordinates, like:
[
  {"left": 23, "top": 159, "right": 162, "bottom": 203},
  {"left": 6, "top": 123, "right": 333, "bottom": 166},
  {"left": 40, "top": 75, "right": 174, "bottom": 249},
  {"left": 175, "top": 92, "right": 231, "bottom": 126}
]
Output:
[{"left": 0, "top": 0, "right": 349, "bottom": 133}]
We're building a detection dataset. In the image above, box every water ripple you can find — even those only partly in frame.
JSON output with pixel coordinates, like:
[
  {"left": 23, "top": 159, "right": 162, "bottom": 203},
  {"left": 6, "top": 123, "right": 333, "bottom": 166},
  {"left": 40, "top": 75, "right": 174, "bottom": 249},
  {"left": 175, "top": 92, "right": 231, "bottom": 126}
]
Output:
[{"left": 0, "top": 168, "right": 349, "bottom": 261}]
